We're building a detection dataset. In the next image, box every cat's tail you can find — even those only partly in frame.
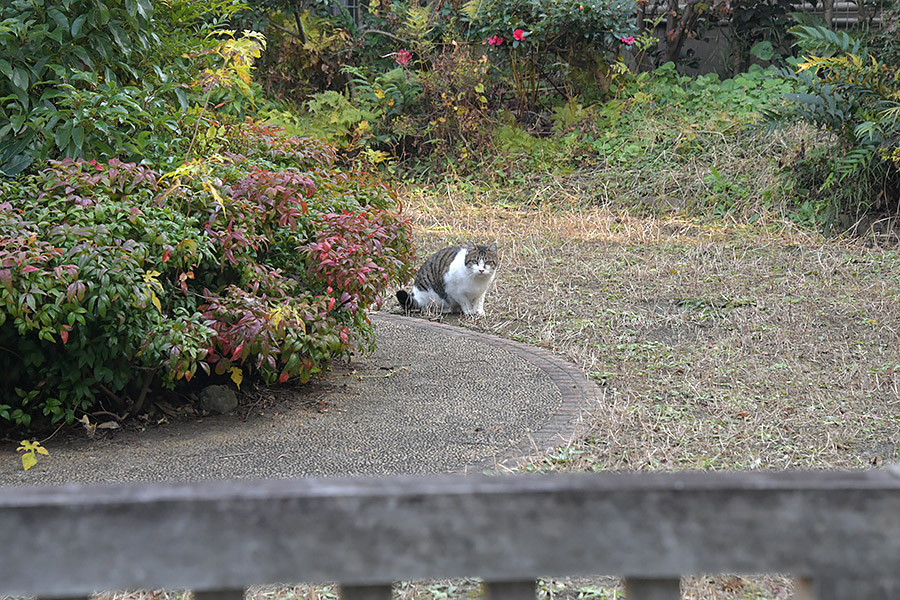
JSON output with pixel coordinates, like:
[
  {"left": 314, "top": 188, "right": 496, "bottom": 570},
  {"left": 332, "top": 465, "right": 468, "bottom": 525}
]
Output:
[{"left": 396, "top": 289, "right": 418, "bottom": 311}]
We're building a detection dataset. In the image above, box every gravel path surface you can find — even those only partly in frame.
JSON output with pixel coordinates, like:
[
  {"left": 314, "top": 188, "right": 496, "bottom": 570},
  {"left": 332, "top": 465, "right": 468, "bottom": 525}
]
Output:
[{"left": 0, "top": 313, "right": 601, "bottom": 486}]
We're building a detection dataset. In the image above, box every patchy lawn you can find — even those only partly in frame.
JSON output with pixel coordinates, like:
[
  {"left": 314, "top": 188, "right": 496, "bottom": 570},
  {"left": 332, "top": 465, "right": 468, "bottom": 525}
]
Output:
[{"left": 404, "top": 186, "right": 900, "bottom": 473}]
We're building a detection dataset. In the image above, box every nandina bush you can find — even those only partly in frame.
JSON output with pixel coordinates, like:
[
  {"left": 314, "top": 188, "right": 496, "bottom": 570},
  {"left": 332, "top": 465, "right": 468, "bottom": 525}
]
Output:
[
  {"left": 201, "top": 286, "right": 343, "bottom": 386},
  {"left": 0, "top": 123, "right": 413, "bottom": 431}
]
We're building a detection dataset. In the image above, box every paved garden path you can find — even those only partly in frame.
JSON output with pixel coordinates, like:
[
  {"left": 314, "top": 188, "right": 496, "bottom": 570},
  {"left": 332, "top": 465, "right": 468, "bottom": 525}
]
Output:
[{"left": 0, "top": 313, "right": 602, "bottom": 486}]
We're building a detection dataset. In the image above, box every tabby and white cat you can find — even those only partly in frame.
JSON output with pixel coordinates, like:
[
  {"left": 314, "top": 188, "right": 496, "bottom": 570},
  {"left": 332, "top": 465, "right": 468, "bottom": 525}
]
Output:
[{"left": 396, "top": 243, "right": 499, "bottom": 316}]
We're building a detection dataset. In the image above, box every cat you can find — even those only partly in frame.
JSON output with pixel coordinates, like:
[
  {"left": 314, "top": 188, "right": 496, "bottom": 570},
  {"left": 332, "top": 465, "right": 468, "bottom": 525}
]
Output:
[{"left": 396, "top": 243, "right": 499, "bottom": 316}]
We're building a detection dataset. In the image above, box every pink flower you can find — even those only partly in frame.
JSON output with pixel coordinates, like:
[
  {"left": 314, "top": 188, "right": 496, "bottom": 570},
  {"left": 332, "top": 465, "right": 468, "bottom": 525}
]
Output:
[
  {"left": 513, "top": 29, "right": 526, "bottom": 41},
  {"left": 395, "top": 49, "right": 411, "bottom": 66},
  {"left": 486, "top": 35, "right": 505, "bottom": 46},
  {"left": 620, "top": 35, "right": 635, "bottom": 46}
]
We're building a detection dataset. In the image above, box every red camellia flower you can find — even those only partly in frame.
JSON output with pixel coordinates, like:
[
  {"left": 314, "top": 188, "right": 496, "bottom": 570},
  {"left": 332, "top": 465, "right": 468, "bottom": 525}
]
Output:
[
  {"left": 486, "top": 35, "right": 505, "bottom": 46},
  {"left": 395, "top": 49, "right": 411, "bottom": 66},
  {"left": 513, "top": 29, "right": 525, "bottom": 41},
  {"left": 619, "top": 35, "right": 635, "bottom": 46}
]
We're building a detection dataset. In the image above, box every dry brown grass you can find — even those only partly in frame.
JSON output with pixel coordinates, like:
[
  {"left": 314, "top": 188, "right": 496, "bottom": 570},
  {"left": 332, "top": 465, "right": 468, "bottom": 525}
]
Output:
[
  {"left": 404, "top": 185, "right": 900, "bottom": 473},
  {"left": 381, "top": 179, "right": 900, "bottom": 600}
]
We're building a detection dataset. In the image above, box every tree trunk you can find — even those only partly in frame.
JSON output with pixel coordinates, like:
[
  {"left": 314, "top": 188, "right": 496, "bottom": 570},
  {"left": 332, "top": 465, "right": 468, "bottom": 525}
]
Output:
[
  {"left": 665, "top": 0, "right": 702, "bottom": 64},
  {"left": 823, "top": 0, "right": 835, "bottom": 28}
]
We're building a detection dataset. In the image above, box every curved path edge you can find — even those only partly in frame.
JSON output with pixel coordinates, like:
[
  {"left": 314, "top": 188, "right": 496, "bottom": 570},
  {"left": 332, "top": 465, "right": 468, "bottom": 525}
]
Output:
[{"left": 372, "top": 312, "right": 605, "bottom": 473}]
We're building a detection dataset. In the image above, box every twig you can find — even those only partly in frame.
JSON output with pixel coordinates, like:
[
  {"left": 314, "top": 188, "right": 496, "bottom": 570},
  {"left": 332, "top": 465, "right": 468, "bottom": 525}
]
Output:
[
  {"left": 361, "top": 28, "right": 414, "bottom": 45},
  {"left": 127, "top": 368, "right": 157, "bottom": 418},
  {"left": 269, "top": 21, "right": 306, "bottom": 44},
  {"left": 89, "top": 410, "right": 126, "bottom": 422},
  {"left": 97, "top": 383, "right": 127, "bottom": 412},
  {"left": 38, "top": 422, "right": 66, "bottom": 444}
]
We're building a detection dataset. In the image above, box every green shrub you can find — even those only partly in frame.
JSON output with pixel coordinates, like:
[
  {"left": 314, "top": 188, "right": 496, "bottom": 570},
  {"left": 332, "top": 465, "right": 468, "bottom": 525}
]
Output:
[
  {"left": 0, "top": 122, "right": 413, "bottom": 432},
  {"left": 0, "top": 0, "right": 262, "bottom": 176},
  {"left": 0, "top": 0, "right": 163, "bottom": 175},
  {"left": 300, "top": 66, "right": 423, "bottom": 157},
  {"left": 762, "top": 25, "right": 900, "bottom": 220},
  {"left": 412, "top": 44, "right": 494, "bottom": 161}
]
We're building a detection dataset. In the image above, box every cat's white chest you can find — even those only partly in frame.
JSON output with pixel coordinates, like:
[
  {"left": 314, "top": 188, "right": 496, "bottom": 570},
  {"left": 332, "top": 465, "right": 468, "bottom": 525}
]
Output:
[{"left": 443, "top": 249, "right": 496, "bottom": 312}]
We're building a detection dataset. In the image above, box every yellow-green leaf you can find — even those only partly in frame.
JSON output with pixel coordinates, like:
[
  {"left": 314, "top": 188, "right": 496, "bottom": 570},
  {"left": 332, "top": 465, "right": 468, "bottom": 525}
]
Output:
[
  {"left": 230, "top": 366, "right": 243, "bottom": 389},
  {"left": 22, "top": 452, "right": 36, "bottom": 471},
  {"left": 270, "top": 306, "right": 284, "bottom": 328}
]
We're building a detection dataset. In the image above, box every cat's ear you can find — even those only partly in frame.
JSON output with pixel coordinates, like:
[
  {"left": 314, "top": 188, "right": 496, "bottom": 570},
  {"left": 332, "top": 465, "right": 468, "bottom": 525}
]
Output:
[{"left": 487, "top": 242, "right": 498, "bottom": 253}]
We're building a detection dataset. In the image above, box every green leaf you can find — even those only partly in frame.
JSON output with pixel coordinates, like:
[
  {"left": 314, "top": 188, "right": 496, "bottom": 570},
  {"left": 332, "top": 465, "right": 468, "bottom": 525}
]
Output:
[
  {"left": 174, "top": 88, "right": 188, "bottom": 111},
  {"left": 71, "top": 13, "right": 88, "bottom": 37},
  {"left": 54, "top": 123, "right": 72, "bottom": 151},
  {"left": 750, "top": 41, "right": 774, "bottom": 62},
  {"left": 136, "top": 0, "right": 153, "bottom": 19},
  {"left": 72, "top": 45, "right": 94, "bottom": 68},
  {"left": 47, "top": 27, "right": 64, "bottom": 43},
  {"left": 11, "top": 67, "right": 28, "bottom": 91},
  {"left": 47, "top": 8, "right": 69, "bottom": 31},
  {"left": 0, "top": 59, "right": 12, "bottom": 79},
  {"left": 108, "top": 23, "right": 130, "bottom": 52},
  {"left": 30, "top": 56, "right": 50, "bottom": 80},
  {"left": 0, "top": 153, "right": 33, "bottom": 177},
  {"left": 71, "top": 126, "right": 84, "bottom": 153},
  {"left": 95, "top": 2, "right": 111, "bottom": 26},
  {"left": 9, "top": 113, "right": 27, "bottom": 132}
]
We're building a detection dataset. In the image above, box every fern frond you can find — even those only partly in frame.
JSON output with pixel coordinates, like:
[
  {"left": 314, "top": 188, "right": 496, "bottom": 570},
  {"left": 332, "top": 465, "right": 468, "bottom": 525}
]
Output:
[
  {"left": 788, "top": 25, "right": 861, "bottom": 56},
  {"left": 837, "top": 145, "right": 876, "bottom": 176},
  {"left": 880, "top": 105, "right": 900, "bottom": 126},
  {"left": 854, "top": 120, "right": 882, "bottom": 142},
  {"left": 401, "top": 5, "right": 432, "bottom": 41},
  {"left": 461, "top": 0, "right": 496, "bottom": 22}
]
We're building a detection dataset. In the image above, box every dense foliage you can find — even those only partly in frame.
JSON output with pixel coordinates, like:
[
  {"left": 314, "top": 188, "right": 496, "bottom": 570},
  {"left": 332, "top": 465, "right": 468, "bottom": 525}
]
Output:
[
  {"left": 2, "top": 0, "right": 898, "bottom": 433},
  {"left": 464, "top": 0, "right": 638, "bottom": 110},
  {"left": 0, "top": 121, "right": 412, "bottom": 430},
  {"left": 763, "top": 24, "right": 900, "bottom": 221},
  {"left": 0, "top": 1, "right": 414, "bottom": 433},
  {"left": 0, "top": 0, "right": 170, "bottom": 175}
]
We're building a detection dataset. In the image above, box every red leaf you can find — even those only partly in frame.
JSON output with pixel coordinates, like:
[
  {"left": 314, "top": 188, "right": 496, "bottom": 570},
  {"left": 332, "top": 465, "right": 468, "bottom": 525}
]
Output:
[
  {"left": 162, "top": 249, "right": 171, "bottom": 263},
  {"left": 279, "top": 371, "right": 290, "bottom": 383},
  {"left": 60, "top": 330, "right": 69, "bottom": 344},
  {"left": 21, "top": 265, "right": 39, "bottom": 273}
]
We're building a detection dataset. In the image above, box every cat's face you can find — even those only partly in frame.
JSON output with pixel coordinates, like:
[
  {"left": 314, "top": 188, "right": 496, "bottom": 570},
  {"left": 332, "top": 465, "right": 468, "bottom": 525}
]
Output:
[{"left": 465, "top": 243, "right": 499, "bottom": 277}]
